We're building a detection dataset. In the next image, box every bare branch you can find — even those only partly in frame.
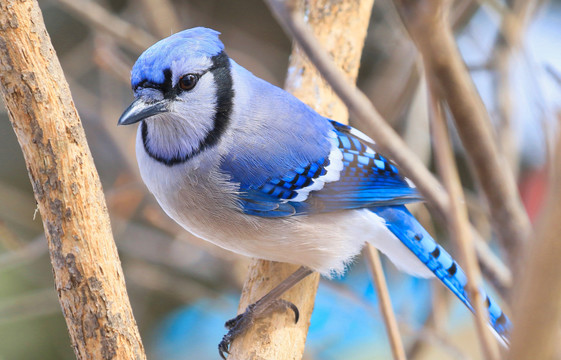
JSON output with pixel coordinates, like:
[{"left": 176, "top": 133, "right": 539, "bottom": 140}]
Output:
[
  {"left": 0, "top": 2, "right": 145, "bottom": 359},
  {"left": 393, "top": 0, "right": 531, "bottom": 270},
  {"left": 508, "top": 120, "right": 561, "bottom": 359},
  {"left": 493, "top": 0, "right": 539, "bottom": 176},
  {"left": 93, "top": 35, "right": 133, "bottom": 85},
  {"left": 55, "top": 0, "right": 157, "bottom": 54},
  {"left": 138, "top": 0, "right": 182, "bottom": 38},
  {"left": 228, "top": 0, "right": 375, "bottom": 358},
  {"left": 429, "top": 82, "right": 500, "bottom": 359},
  {"left": 364, "top": 245, "right": 407, "bottom": 360}
]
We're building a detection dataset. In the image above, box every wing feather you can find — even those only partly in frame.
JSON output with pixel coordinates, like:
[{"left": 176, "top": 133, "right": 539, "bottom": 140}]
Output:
[{"left": 232, "top": 120, "right": 422, "bottom": 217}]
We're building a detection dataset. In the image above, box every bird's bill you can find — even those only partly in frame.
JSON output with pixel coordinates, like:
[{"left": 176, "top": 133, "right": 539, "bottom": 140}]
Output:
[{"left": 118, "top": 98, "right": 169, "bottom": 126}]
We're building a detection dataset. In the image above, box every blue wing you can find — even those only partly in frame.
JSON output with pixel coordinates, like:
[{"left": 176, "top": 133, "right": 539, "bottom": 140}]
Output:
[
  {"left": 371, "top": 205, "right": 511, "bottom": 343},
  {"left": 222, "top": 119, "right": 511, "bottom": 343},
  {"left": 314, "top": 121, "right": 420, "bottom": 211},
  {"left": 223, "top": 120, "right": 421, "bottom": 217}
]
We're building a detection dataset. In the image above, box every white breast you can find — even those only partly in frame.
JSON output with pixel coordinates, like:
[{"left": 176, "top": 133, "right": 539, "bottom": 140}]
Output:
[{"left": 135, "top": 125, "right": 431, "bottom": 278}]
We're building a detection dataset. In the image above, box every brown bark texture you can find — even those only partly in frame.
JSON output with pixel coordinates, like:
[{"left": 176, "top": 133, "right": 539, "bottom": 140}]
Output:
[
  {"left": 0, "top": 1, "right": 145, "bottom": 359},
  {"left": 228, "top": 0, "right": 374, "bottom": 359}
]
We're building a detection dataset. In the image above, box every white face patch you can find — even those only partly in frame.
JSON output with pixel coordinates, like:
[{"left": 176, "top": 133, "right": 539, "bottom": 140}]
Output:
[
  {"left": 143, "top": 73, "right": 219, "bottom": 162},
  {"left": 170, "top": 57, "right": 214, "bottom": 87}
]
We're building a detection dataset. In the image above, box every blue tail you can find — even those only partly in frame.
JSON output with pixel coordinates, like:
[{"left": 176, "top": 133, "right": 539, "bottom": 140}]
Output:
[{"left": 370, "top": 205, "right": 511, "bottom": 343}]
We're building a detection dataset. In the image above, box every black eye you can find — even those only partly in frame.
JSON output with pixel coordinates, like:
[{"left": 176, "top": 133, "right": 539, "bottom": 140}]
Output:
[{"left": 178, "top": 74, "right": 198, "bottom": 91}]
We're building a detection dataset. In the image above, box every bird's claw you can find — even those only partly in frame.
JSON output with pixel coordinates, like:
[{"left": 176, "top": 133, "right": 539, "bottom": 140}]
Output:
[
  {"left": 218, "top": 334, "right": 231, "bottom": 360},
  {"left": 217, "top": 299, "right": 299, "bottom": 359}
]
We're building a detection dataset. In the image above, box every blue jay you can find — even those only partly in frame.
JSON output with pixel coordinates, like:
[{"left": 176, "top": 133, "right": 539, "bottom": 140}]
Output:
[{"left": 118, "top": 27, "right": 510, "bottom": 357}]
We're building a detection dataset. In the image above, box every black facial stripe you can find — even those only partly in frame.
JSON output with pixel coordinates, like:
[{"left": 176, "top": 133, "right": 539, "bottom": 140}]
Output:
[
  {"left": 162, "top": 68, "right": 175, "bottom": 99},
  {"left": 199, "top": 51, "right": 234, "bottom": 152},
  {"left": 142, "top": 51, "right": 234, "bottom": 166},
  {"left": 135, "top": 68, "right": 174, "bottom": 95}
]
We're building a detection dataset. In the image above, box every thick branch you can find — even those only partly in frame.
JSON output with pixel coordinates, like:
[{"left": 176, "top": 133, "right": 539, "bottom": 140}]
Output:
[
  {"left": 228, "top": 0, "right": 374, "bottom": 358},
  {"left": 0, "top": 2, "right": 145, "bottom": 359}
]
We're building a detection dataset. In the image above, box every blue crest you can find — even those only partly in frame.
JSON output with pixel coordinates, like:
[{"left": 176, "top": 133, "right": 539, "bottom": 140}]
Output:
[{"left": 131, "top": 27, "right": 225, "bottom": 88}]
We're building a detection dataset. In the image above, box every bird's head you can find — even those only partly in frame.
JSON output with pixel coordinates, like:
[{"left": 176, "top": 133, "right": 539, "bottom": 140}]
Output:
[{"left": 118, "top": 27, "right": 234, "bottom": 166}]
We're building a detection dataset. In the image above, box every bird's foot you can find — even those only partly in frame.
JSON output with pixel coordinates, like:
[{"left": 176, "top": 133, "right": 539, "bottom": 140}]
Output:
[{"left": 218, "top": 298, "right": 299, "bottom": 359}]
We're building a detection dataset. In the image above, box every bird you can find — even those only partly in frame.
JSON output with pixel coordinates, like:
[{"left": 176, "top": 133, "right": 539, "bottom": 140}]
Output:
[{"left": 118, "top": 27, "right": 511, "bottom": 357}]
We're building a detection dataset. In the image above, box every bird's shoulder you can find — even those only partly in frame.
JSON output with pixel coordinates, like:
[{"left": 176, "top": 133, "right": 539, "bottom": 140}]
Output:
[{"left": 219, "top": 74, "right": 335, "bottom": 187}]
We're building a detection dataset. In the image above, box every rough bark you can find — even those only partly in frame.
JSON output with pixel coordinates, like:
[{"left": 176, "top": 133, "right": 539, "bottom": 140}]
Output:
[
  {"left": 228, "top": 0, "right": 374, "bottom": 359},
  {"left": 0, "top": 1, "right": 145, "bottom": 359}
]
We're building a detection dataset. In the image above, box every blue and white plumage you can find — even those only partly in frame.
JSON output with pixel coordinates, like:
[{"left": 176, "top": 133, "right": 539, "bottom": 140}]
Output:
[{"left": 119, "top": 27, "right": 511, "bottom": 345}]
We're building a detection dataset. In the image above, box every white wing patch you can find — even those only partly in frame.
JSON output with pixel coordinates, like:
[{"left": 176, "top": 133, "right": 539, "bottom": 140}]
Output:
[
  {"left": 349, "top": 126, "right": 375, "bottom": 144},
  {"left": 291, "top": 132, "right": 344, "bottom": 202},
  {"left": 349, "top": 126, "right": 416, "bottom": 189}
]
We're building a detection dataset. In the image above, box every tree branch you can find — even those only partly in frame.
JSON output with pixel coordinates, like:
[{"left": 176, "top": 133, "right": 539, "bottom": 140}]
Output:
[
  {"left": 0, "top": 1, "right": 145, "bottom": 359},
  {"left": 364, "top": 245, "right": 407, "bottom": 360},
  {"left": 55, "top": 0, "right": 157, "bottom": 54},
  {"left": 228, "top": 0, "right": 374, "bottom": 358},
  {"left": 508, "top": 121, "right": 561, "bottom": 359},
  {"left": 429, "top": 82, "right": 500, "bottom": 359}
]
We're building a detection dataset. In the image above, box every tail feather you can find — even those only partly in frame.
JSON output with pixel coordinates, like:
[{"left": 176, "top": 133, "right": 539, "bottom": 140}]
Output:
[{"left": 369, "top": 205, "right": 511, "bottom": 344}]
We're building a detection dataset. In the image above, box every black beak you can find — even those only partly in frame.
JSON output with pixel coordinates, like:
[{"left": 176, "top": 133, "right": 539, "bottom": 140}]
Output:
[{"left": 118, "top": 98, "right": 169, "bottom": 126}]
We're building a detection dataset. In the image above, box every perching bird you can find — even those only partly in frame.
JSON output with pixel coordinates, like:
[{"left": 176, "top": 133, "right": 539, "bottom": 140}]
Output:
[{"left": 118, "top": 27, "right": 511, "bottom": 357}]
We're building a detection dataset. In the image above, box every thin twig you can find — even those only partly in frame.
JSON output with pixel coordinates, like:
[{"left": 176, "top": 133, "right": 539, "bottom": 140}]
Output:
[
  {"left": 138, "top": 0, "right": 182, "bottom": 38},
  {"left": 93, "top": 35, "right": 133, "bottom": 85},
  {"left": 407, "top": 283, "right": 448, "bottom": 360},
  {"left": 473, "top": 231, "right": 513, "bottom": 294},
  {"left": 492, "top": 0, "right": 539, "bottom": 177},
  {"left": 55, "top": 0, "right": 157, "bottom": 53},
  {"left": 428, "top": 83, "right": 500, "bottom": 359},
  {"left": 364, "top": 245, "right": 407, "bottom": 360},
  {"left": 323, "top": 280, "right": 469, "bottom": 360}
]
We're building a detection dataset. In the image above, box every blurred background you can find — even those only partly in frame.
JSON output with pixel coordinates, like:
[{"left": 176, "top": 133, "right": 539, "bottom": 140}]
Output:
[{"left": 1, "top": 0, "right": 560, "bottom": 359}]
